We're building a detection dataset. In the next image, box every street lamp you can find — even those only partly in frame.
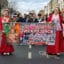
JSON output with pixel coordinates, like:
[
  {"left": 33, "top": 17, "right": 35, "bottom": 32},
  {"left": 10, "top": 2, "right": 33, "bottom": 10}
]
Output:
[{"left": 0, "top": 4, "right": 1, "bottom": 16}]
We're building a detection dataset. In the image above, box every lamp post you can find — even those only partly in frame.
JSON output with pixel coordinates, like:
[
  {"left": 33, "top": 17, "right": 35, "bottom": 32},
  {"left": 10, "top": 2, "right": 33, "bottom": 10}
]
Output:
[
  {"left": 50, "top": 0, "right": 52, "bottom": 13},
  {"left": 0, "top": 4, "right": 1, "bottom": 16}
]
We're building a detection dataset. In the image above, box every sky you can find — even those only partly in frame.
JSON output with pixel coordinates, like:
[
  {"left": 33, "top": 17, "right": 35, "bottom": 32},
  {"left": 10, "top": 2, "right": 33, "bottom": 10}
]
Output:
[{"left": 8, "top": 0, "right": 50, "bottom": 14}]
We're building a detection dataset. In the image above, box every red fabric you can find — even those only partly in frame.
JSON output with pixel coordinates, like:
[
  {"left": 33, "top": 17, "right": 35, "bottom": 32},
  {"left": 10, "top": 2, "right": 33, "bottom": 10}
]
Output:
[
  {"left": 47, "top": 14, "right": 52, "bottom": 22},
  {"left": 0, "top": 17, "right": 3, "bottom": 31},
  {"left": 47, "top": 14, "right": 63, "bottom": 28},
  {"left": 0, "top": 33, "right": 14, "bottom": 53},
  {"left": 19, "top": 32, "right": 24, "bottom": 37},
  {"left": 47, "top": 14, "right": 64, "bottom": 54}
]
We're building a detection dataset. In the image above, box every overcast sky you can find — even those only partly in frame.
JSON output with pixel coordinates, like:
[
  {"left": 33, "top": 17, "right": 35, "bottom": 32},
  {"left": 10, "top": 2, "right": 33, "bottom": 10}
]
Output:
[{"left": 8, "top": 0, "right": 50, "bottom": 14}]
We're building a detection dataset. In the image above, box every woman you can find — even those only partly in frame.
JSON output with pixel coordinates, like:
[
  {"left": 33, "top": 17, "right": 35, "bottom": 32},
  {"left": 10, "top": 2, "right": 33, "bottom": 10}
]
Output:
[
  {"left": 0, "top": 9, "right": 14, "bottom": 55},
  {"left": 61, "top": 8, "right": 64, "bottom": 51},
  {"left": 46, "top": 7, "right": 64, "bottom": 57},
  {"left": 61, "top": 9, "right": 64, "bottom": 36}
]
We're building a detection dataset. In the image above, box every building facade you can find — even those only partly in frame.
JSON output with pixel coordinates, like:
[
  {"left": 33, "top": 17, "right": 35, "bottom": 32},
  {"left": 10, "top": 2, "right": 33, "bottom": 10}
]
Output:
[
  {"left": 44, "top": 6, "right": 48, "bottom": 14},
  {"left": 0, "top": 0, "right": 8, "bottom": 15},
  {"left": 44, "top": 0, "right": 64, "bottom": 15},
  {"left": 58, "top": 0, "right": 64, "bottom": 10}
]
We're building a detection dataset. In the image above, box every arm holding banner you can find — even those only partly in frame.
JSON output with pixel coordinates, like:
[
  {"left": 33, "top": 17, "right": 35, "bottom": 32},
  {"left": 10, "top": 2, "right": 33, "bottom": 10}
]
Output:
[
  {"left": 62, "top": 23, "right": 64, "bottom": 37},
  {"left": 47, "top": 14, "right": 52, "bottom": 23}
]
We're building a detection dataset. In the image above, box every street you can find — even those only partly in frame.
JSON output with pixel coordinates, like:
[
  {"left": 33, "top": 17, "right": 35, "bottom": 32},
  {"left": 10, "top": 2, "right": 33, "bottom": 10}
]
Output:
[
  {"left": 0, "top": 0, "right": 64, "bottom": 64},
  {"left": 0, "top": 45, "right": 64, "bottom": 64}
]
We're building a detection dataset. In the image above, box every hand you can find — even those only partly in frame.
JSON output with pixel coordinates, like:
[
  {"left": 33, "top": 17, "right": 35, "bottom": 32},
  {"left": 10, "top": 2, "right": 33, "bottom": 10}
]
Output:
[
  {"left": 48, "top": 21, "right": 52, "bottom": 23},
  {"left": 62, "top": 24, "right": 64, "bottom": 28},
  {"left": 63, "top": 32, "right": 64, "bottom": 37},
  {"left": 2, "top": 30, "right": 5, "bottom": 33}
]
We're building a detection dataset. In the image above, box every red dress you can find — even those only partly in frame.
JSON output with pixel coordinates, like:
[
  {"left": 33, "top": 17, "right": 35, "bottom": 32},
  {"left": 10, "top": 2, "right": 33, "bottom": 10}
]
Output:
[
  {"left": 46, "top": 14, "right": 64, "bottom": 55},
  {"left": 0, "top": 17, "right": 14, "bottom": 54}
]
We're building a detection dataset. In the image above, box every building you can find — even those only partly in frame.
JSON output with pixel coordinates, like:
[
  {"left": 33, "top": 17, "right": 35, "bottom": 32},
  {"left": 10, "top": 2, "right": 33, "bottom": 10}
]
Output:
[
  {"left": 51, "top": 0, "right": 58, "bottom": 11},
  {"left": 44, "top": 6, "right": 48, "bottom": 14},
  {"left": 38, "top": 10, "right": 45, "bottom": 18},
  {"left": 0, "top": 0, "right": 8, "bottom": 15},
  {"left": 58, "top": 0, "right": 64, "bottom": 10},
  {"left": 0, "top": 0, "right": 8, "bottom": 8},
  {"left": 44, "top": 0, "right": 64, "bottom": 15},
  {"left": 47, "top": 1, "right": 52, "bottom": 15},
  {"left": 44, "top": 0, "right": 52, "bottom": 15}
]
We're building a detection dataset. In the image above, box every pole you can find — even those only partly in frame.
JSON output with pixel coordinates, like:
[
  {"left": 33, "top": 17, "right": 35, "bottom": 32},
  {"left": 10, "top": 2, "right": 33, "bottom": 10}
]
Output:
[{"left": 0, "top": 4, "right": 1, "bottom": 16}]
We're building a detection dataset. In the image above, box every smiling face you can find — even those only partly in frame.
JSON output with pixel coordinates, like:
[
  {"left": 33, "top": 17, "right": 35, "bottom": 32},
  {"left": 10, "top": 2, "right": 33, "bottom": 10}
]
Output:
[
  {"left": 3, "top": 10, "right": 9, "bottom": 17},
  {"left": 1, "top": 9, "right": 9, "bottom": 17},
  {"left": 10, "top": 27, "right": 15, "bottom": 34}
]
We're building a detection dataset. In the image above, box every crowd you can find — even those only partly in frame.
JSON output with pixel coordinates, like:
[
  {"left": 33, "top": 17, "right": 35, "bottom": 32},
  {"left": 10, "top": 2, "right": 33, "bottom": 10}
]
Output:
[
  {"left": 0, "top": 6, "right": 64, "bottom": 59},
  {"left": 12, "top": 11, "right": 48, "bottom": 23}
]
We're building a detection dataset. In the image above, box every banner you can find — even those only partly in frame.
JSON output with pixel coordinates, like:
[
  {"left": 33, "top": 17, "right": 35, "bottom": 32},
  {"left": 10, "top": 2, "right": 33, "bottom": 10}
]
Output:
[{"left": 20, "top": 23, "right": 56, "bottom": 45}]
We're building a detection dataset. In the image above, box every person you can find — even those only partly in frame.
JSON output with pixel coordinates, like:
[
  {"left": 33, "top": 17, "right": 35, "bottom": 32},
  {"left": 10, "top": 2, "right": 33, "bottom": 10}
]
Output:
[
  {"left": 19, "top": 31, "right": 24, "bottom": 45},
  {"left": 28, "top": 13, "right": 38, "bottom": 23},
  {"left": 23, "top": 14, "right": 30, "bottom": 23},
  {"left": 7, "top": 27, "right": 16, "bottom": 44},
  {"left": 15, "top": 22, "right": 21, "bottom": 34},
  {"left": 4, "top": 23, "right": 10, "bottom": 34},
  {"left": 15, "top": 22, "right": 21, "bottom": 44},
  {"left": 0, "top": 9, "right": 14, "bottom": 55},
  {"left": 61, "top": 8, "right": 64, "bottom": 23},
  {"left": 1, "top": 9, "right": 10, "bottom": 34},
  {"left": 39, "top": 14, "right": 47, "bottom": 23},
  {"left": 46, "top": 7, "right": 64, "bottom": 57},
  {"left": 61, "top": 8, "right": 64, "bottom": 49},
  {"left": 16, "top": 13, "right": 24, "bottom": 22},
  {"left": 37, "top": 13, "right": 47, "bottom": 23},
  {"left": 37, "top": 13, "right": 42, "bottom": 22}
]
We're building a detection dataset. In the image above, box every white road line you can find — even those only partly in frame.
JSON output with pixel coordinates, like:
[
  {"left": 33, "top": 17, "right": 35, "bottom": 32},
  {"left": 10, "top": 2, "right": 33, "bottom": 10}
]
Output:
[
  {"left": 28, "top": 52, "right": 32, "bottom": 59},
  {"left": 29, "top": 45, "right": 32, "bottom": 49},
  {"left": 39, "top": 51, "right": 46, "bottom": 56},
  {"left": 28, "top": 45, "right": 32, "bottom": 59}
]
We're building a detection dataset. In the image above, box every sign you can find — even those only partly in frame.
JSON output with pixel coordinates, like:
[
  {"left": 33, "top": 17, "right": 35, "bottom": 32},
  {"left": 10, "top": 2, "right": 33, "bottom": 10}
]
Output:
[{"left": 20, "top": 23, "right": 56, "bottom": 45}]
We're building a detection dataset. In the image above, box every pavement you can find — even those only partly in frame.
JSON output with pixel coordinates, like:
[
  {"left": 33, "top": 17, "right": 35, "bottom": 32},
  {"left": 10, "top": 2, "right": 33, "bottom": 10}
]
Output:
[{"left": 0, "top": 45, "right": 64, "bottom": 64}]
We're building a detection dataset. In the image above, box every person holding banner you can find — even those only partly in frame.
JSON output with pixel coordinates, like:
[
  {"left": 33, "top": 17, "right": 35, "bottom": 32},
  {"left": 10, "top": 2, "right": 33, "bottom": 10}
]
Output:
[
  {"left": 46, "top": 7, "right": 64, "bottom": 57},
  {"left": 62, "top": 9, "right": 64, "bottom": 37},
  {"left": 0, "top": 9, "right": 14, "bottom": 55},
  {"left": 62, "top": 8, "right": 64, "bottom": 51}
]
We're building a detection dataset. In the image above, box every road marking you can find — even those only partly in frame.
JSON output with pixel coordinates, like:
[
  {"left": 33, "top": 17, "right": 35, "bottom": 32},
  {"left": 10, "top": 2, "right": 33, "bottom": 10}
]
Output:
[
  {"left": 29, "top": 45, "right": 32, "bottom": 49},
  {"left": 39, "top": 51, "right": 46, "bottom": 56},
  {"left": 28, "top": 52, "right": 32, "bottom": 59}
]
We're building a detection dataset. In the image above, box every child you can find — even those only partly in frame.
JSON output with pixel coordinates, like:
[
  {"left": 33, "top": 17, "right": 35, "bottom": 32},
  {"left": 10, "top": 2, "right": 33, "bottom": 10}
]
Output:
[
  {"left": 15, "top": 22, "right": 21, "bottom": 34},
  {"left": 19, "top": 31, "right": 24, "bottom": 45},
  {"left": 7, "top": 27, "right": 16, "bottom": 44}
]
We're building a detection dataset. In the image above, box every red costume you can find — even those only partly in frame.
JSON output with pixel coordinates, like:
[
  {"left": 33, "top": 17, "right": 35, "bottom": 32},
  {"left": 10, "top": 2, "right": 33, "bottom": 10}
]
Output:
[
  {"left": 0, "top": 17, "right": 14, "bottom": 54},
  {"left": 47, "top": 14, "right": 64, "bottom": 55},
  {"left": 0, "top": 18, "right": 3, "bottom": 31}
]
